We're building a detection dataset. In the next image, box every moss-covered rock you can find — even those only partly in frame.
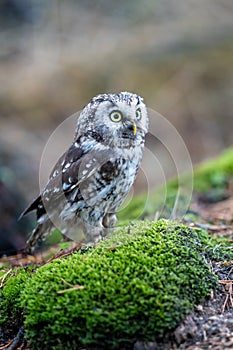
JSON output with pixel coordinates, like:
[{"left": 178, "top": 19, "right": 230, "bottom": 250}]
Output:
[{"left": 0, "top": 220, "right": 218, "bottom": 349}]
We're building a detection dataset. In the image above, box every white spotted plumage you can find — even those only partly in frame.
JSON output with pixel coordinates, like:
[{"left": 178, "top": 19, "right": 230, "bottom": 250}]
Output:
[{"left": 21, "top": 92, "right": 149, "bottom": 253}]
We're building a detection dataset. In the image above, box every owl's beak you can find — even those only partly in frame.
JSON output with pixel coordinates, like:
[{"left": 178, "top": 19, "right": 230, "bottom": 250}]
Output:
[
  {"left": 133, "top": 122, "right": 137, "bottom": 136},
  {"left": 122, "top": 120, "right": 137, "bottom": 139}
]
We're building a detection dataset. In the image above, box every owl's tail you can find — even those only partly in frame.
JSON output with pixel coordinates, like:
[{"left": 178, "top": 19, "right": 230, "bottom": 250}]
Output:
[{"left": 24, "top": 219, "right": 53, "bottom": 255}]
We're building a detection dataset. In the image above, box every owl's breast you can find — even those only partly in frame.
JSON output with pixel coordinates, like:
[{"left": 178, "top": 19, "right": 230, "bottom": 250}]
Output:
[{"left": 97, "top": 156, "right": 140, "bottom": 212}]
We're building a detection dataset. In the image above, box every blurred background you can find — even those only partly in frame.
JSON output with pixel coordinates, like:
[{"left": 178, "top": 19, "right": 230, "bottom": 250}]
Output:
[{"left": 0, "top": 0, "right": 233, "bottom": 254}]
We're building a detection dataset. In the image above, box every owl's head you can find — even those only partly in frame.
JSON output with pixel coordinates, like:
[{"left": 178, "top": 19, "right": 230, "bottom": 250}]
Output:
[{"left": 75, "top": 92, "right": 148, "bottom": 148}]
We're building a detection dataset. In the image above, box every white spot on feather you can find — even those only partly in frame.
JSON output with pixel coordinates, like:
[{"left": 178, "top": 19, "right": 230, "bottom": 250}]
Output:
[
  {"left": 65, "top": 163, "right": 71, "bottom": 169},
  {"left": 63, "top": 182, "right": 70, "bottom": 190},
  {"left": 37, "top": 214, "right": 47, "bottom": 224}
]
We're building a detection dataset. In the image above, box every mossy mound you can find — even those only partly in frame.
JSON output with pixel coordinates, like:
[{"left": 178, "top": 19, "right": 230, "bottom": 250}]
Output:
[
  {"left": 168, "top": 147, "right": 233, "bottom": 193},
  {"left": 0, "top": 220, "right": 218, "bottom": 349},
  {"left": 193, "top": 147, "right": 233, "bottom": 192}
]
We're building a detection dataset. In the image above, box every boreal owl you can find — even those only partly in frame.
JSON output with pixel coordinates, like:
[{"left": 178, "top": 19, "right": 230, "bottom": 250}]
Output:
[{"left": 21, "top": 92, "right": 149, "bottom": 253}]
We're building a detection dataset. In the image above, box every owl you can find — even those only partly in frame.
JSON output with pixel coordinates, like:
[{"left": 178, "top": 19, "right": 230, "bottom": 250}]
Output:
[{"left": 21, "top": 92, "right": 149, "bottom": 254}]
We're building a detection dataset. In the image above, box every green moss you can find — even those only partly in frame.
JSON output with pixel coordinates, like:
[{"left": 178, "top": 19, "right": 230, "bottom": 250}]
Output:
[
  {"left": 193, "top": 148, "right": 233, "bottom": 192},
  {"left": 0, "top": 268, "right": 31, "bottom": 324},
  {"left": 13, "top": 220, "right": 216, "bottom": 349}
]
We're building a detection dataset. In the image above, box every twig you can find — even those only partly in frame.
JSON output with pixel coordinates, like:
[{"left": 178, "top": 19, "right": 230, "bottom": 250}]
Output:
[
  {"left": 229, "top": 282, "right": 233, "bottom": 307},
  {"left": 0, "top": 269, "right": 12, "bottom": 289},
  {"left": 43, "top": 242, "right": 83, "bottom": 266},
  {"left": 57, "top": 285, "right": 85, "bottom": 294},
  {"left": 221, "top": 293, "right": 229, "bottom": 314},
  {"left": 219, "top": 280, "right": 233, "bottom": 314},
  {"left": 0, "top": 327, "right": 25, "bottom": 350},
  {"left": 226, "top": 266, "right": 233, "bottom": 279},
  {"left": 0, "top": 340, "right": 13, "bottom": 349},
  {"left": 57, "top": 277, "right": 85, "bottom": 294},
  {"left": 60, "top": 277, "right": 75, "bottom": 288}
]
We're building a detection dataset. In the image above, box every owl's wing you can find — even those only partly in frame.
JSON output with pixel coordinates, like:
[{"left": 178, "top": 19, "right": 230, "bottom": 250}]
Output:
[
  {"left": 20, "top": 143, "right": 113, "bottom": 218},
  {"left": 20, "top": 143, "right": 84, "bottom": 218}
]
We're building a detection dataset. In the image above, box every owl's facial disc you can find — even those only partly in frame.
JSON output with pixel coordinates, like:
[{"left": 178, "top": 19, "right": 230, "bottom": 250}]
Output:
[{"left": 78, "top": 93, "right": 148, "bottom": 147}]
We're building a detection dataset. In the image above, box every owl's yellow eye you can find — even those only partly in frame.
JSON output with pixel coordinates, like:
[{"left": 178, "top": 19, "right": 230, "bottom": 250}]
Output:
[
  {"left": 109, "top": 111, "right": 122, "bottom": 122},
  {"left": 135, "top": 108, "right": 142, "bottom": 121}
]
